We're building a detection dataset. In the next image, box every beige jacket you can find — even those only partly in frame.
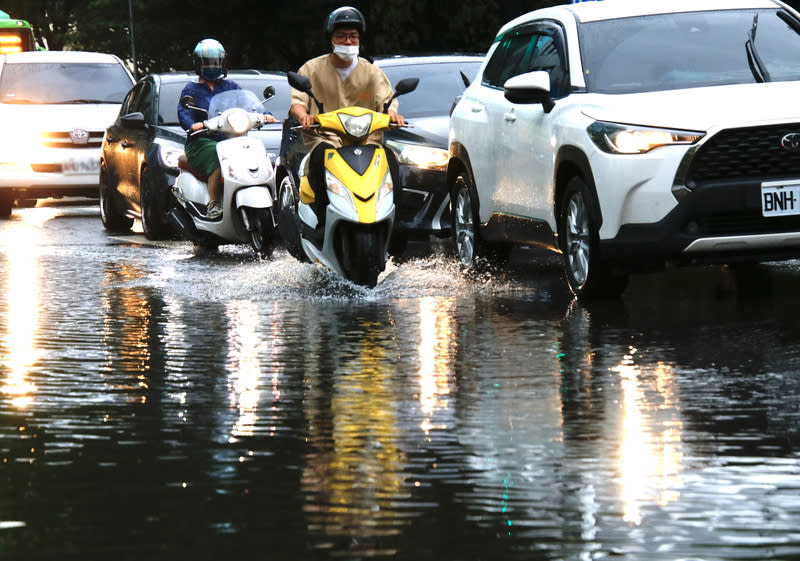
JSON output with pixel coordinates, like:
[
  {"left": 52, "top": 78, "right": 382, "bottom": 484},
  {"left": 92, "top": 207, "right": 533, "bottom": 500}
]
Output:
[{"left": 291, "top": 54, "right": 399, "bottom": 149}]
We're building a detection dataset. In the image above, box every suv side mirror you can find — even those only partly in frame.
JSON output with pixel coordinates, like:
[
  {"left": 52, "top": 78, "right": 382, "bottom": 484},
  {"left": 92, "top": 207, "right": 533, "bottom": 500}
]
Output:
[{"left": 503, "top": 71, "right": 555, "bottom": 113}]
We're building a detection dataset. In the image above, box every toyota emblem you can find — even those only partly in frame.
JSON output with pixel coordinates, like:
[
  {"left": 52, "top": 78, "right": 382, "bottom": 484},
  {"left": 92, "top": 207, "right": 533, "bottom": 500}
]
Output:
[
  {"left": 780, "top": 132, "right": 800, "bottom": 151},
  {"left": 70, "top": 129, "right": 89, "bottom": 144}
]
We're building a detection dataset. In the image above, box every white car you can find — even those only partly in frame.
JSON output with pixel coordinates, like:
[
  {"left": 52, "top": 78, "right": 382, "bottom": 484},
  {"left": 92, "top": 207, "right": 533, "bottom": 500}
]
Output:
[
  {"left": 448, "top": 0, "right": 800, "bottom": 298},
  {"left": 0, "top": 50, "right": 135, "bottom": 217}
]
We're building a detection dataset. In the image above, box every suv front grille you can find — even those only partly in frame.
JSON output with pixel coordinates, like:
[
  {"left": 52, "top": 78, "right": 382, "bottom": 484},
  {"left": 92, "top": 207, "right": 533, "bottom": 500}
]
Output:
[
  {"left": 40, "top": 131, "right": 104, "bottom": 149},
  {"left": 694, "top": 211, "right": 800, "bottom": 236},
  {"left": 687, "top": 124, "right": 800, "bottom": 184}
]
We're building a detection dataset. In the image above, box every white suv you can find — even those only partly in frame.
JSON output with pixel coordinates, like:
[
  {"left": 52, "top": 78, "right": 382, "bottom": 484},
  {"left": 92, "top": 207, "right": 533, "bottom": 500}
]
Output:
[
  {"left": 448, "top": 0, "right": 800, "bottom": 298},
  {"left": 0, "top": 50, "right": 134, "bottom": 217}
]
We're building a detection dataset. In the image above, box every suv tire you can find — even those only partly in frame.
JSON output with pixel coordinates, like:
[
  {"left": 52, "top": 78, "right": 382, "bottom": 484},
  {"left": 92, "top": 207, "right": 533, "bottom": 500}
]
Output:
[
  {"left": 452, "top": 172, "right": 510, "bottom": 270},
  {"left": 559, "top": 176, "right": 627, "bottom": 299}
]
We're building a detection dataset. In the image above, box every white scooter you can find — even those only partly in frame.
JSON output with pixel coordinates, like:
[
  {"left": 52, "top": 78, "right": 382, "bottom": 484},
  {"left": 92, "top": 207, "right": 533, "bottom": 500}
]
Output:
[{"left": 169, "top": 87, "right": 279, "bottom": 257}]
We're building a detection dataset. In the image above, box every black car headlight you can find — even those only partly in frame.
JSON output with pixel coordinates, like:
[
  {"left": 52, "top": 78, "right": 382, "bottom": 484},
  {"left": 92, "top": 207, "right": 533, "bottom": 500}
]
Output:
[
  {"left": 385, "top": 139, "right": 448, "bottom": 170},
  {"left": 157, "top": 144, "right": 184, "bottom": 171},
  {"left": 588, "top": 121, "right": 703, "bottom": 154}
]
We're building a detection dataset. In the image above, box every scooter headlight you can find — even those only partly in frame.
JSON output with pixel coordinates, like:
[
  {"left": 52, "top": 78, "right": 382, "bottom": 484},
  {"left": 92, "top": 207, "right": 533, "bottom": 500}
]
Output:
[
  {"left": 226, "top": 108, "right": 251, "bottom": 135},
  {"left": 375, "top": 170, "right": 394, "bottom": 221},
  {"left": 325, "top": 170, "right": 359, "bottom": 221},
  {"left": 339, "top": 113, "right": 373, "bottom": 140}
]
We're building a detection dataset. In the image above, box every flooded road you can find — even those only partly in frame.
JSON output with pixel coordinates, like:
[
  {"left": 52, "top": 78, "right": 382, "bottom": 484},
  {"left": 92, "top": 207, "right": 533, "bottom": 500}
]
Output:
[{"left": 1, "top": 203, "right": 799, "bottom": 561}]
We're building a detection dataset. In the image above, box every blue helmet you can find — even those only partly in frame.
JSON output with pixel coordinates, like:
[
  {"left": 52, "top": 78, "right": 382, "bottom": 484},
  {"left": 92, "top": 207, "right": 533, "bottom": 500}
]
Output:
[{"left": 193, "top": 38, "right": 227, "bottom": 81}]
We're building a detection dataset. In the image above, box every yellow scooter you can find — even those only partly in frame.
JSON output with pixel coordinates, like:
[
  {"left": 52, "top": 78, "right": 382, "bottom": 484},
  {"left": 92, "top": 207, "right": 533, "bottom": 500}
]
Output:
[{"left": 279, "top": 71, "right": 418, "bottom": 287}]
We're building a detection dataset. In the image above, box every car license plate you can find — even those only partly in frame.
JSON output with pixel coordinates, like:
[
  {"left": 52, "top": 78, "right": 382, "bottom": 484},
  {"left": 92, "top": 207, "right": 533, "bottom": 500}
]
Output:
[
  {"left": 761, "top": 180, "right": 800, "bottom": 217},
  {"left": 62, "top": 156, "right": 100, "bottom": 175}
]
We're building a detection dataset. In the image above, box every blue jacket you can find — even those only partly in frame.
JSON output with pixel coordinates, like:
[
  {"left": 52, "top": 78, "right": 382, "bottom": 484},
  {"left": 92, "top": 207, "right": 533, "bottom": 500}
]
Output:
[{"left": 178, "top": 78, "right": 241, "bottom": 144}]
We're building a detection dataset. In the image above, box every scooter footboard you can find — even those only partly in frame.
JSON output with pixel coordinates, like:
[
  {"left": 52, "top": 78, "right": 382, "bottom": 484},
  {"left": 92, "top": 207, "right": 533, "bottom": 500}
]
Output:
[{"left": 235, "top": 186, "right": 273, "bottom": 209}]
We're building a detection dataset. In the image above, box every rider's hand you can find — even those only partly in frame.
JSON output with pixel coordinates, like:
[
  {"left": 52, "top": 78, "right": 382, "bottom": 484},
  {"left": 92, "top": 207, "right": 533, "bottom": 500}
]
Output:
[
  {"left": 191, "top": 122, "right": 205, "bottom": 132},
  {"left": 298, "top": 113, "right": 316, "bottom": 130},
  {"left": 389, "top": 109, "right": 405, "bottom": 127},
  {"left": 263, "top": 113, "right": 277, "bottom": 124}
]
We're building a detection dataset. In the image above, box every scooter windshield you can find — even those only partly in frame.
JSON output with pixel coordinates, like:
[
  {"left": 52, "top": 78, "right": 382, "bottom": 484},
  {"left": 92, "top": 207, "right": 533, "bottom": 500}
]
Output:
[{"left": 207, "top": 88, "right": 262, "bottom": 117}]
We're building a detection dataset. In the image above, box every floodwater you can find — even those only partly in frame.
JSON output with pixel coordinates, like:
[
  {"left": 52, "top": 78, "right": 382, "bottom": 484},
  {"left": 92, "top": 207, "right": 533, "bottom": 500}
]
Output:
[{"left": 1, "top": 203, "right": 799, "bottom": 561}]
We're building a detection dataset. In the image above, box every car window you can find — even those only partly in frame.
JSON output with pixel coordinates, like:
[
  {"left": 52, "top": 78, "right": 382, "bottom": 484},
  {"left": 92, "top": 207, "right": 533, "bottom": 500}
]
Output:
[
  {"left": 128, "top": 80, "right": 155, "bottom": 123},
  {"left": 0, "top": 62, "right": 132, "bottom": 104},
  {"left": 482, "top": 30, "right": 536, "bottom": 88},
  {"left": 580, "top": 8, "right": 800, "bottom": 94},
  {"left": 379, "top": 61, "right": 483, "bottom": 118},
  {"left": 157, "top": 76, "right": 292, "bottom": 127},
  {"left": 525, "top": 29, "right": 568, "bottom": 98},
  {"left": 237, "top": 77, "right": 293, "bottom": 120}
]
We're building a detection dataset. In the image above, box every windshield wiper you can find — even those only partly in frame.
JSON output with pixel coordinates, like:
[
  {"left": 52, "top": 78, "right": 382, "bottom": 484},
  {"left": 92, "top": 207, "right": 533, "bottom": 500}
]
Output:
[{"left": 746, "top": 13, "right": 771, "bottom": 83}]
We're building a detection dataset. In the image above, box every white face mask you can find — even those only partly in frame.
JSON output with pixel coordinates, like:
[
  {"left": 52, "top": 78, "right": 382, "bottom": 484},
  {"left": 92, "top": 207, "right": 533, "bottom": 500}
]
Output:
[{"left": 332, "top": 43, "right": 359, "bottom": 62}]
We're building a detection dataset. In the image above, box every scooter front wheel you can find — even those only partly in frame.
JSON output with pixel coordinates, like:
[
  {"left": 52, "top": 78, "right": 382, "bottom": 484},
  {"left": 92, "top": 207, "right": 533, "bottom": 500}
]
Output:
[{"left": 244, "top": 207, "right": 278, "bottom": 259}]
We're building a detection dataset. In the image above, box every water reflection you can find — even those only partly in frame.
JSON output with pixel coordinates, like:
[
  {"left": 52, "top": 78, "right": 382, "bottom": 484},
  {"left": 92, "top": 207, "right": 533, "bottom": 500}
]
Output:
[
  {"left": 302, "top": 310, "right": 408, "bottom": 554},
  {"left": 614, "top": 348, "right": 683, "bottom": 525},
  {"left": 417, "top": 297, "right": 455, "bottom": 434},
  {"left": 0, "top": 211, "right": 55, "bottom": 408}
]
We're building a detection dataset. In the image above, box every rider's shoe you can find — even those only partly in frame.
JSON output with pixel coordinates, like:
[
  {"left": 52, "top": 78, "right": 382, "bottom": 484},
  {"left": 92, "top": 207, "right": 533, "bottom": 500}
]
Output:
[{"left": 206, "top": 200, "right": 222, "bottom": 220}]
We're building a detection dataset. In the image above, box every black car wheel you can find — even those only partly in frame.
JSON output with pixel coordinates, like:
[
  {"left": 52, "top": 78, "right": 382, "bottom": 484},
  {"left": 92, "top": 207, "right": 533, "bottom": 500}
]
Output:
[
  {"left": 140, "top": 166, "right": 173, "bottom": 241},
  {"left": 0, "top": 194, "right": 13, "bottom": 219},
  {"left": 277, "top": 173, "right": 309, "bottom": 262},
  {"left": 559, "top": 176, "right": 627, "bottom": 299},
  {"left": 99, "top": 165, "right": 134, "bottom": 232}
]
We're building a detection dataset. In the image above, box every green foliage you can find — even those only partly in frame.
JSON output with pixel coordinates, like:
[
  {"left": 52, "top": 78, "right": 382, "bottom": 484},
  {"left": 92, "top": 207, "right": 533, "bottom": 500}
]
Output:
[{"left": 9, "top": 0, "right": 794, "bottom": 78}]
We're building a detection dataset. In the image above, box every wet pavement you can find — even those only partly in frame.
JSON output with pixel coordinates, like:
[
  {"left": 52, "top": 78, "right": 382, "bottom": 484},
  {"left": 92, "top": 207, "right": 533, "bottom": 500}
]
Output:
[{"left": 1, "top": 203, "right": 799, "bottom": 560}]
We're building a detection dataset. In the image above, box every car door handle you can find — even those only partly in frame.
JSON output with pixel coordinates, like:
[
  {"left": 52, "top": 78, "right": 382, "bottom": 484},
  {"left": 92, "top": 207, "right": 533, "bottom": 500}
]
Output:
[
  {"left": 470, "top": 103, "right": 484, "bottom": 113},
  {"left": 504, "top": 110, "right": 517, "bottom": 123}
]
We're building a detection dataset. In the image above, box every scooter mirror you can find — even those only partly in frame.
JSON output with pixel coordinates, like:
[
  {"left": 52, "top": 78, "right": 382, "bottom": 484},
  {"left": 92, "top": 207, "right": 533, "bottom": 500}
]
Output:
[
  {"left": 263, "top": 85, "right": 275, "bottom": 100},
  {"left": 180, "top": 95, "right": 196, "bottom": 109},
  {"left": 394, "top": 77, "right": 419, "bottom": 96},
  {"left": 287, "top": 71, "right": 312, "bottom": 94}
]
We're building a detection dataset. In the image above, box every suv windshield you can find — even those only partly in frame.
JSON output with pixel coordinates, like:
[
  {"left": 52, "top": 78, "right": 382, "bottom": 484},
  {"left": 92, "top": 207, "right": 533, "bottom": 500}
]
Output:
[
  {"left": 0, "top": 62, "right": 132, "bottom": 104},
  {"left": 580, "top": 8, "right": 800, "bottom": 94}
]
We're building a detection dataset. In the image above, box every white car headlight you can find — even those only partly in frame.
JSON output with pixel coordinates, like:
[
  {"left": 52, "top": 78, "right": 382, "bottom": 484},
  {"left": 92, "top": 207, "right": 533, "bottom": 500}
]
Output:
[
  {"left": 385, "top": 139, "right": 448, "bottom": 170},
  {"left": 338, "top": 113, "right": 373, "bottom": 139},
  {"left": 226, "top": 108, "right": 251, "bottom": 135},
  {"left": 157, "top": 144, "right": 184, "bottom": 171},
  {"left": 588, "top": 121, "right": 703, "bottom": 154}
]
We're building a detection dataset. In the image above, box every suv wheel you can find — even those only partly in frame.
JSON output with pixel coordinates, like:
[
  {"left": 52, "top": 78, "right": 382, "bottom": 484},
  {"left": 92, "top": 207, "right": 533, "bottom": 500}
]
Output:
[
  {"left": 140, "top": 167, "right": 172, "bottom": 241},
  {"left": 559, "top": 176, "right": 627, "bottom": 298},
  {"left": 452, "top": 172, "right": 510, "bottom": 269},
  {"left": 99, "top": 166, "right": 134, "bottom": 233}
]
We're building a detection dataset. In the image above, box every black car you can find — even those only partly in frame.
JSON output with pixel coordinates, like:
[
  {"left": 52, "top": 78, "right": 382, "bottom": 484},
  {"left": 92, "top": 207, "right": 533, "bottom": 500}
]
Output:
[
  {"left": 99, "top": 70, "right": 291, "bottom": 240},
  {"left": 275, "top": 54, "right": 483, "bottom": 256}
]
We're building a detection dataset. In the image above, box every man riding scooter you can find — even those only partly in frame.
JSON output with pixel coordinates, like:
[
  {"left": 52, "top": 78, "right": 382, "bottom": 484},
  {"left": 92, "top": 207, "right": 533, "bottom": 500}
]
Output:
[
  {"left": 178, "top": 38, "right": 276, "bottom": 220},
  {"left": 289, "top": 6, "right": 406, "bottom": 237}
]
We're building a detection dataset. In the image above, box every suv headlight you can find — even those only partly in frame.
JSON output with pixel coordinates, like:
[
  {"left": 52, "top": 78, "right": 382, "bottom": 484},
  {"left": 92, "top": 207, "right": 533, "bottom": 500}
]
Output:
[
  {"left": 385, "top": 139, "right": 448, "bottom": 170},
  {"left": 588, "top": 121, "right": 703, "bottom": 154},
  {"left": 339, "top": 113, "right": 373, "bottom": 139}
]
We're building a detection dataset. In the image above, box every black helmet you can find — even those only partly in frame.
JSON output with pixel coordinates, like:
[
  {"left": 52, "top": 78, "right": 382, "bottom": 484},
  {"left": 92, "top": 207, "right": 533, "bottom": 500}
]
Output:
[
  {"left": 325, "top": 6, "right": 365, "bottom": 35},
  {"left": 193, "top": 38, "right": 228, "bottom": 81}
]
